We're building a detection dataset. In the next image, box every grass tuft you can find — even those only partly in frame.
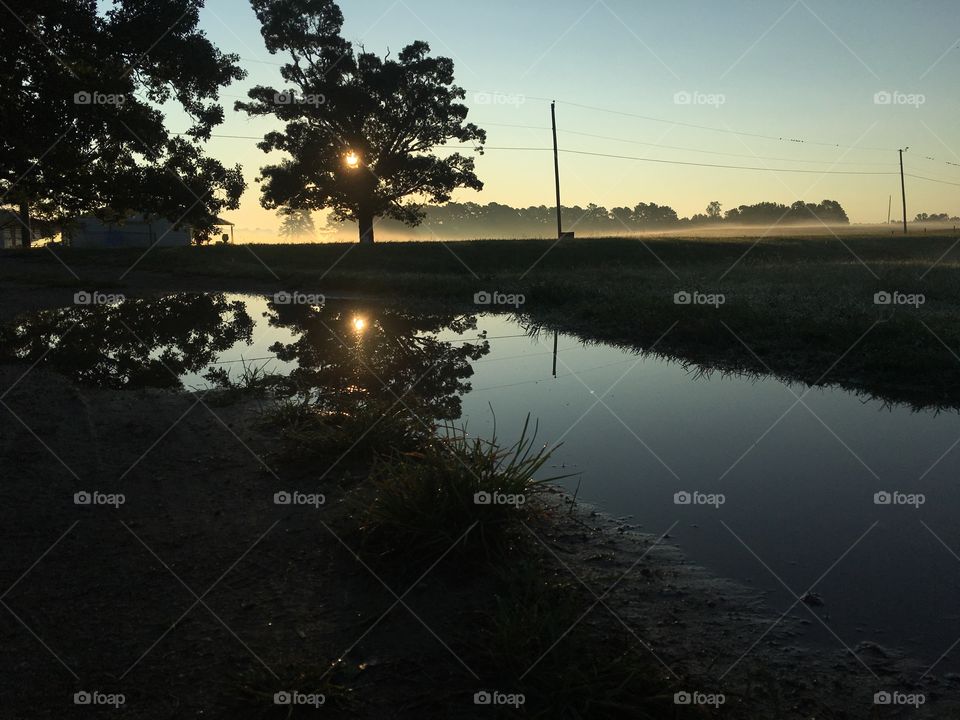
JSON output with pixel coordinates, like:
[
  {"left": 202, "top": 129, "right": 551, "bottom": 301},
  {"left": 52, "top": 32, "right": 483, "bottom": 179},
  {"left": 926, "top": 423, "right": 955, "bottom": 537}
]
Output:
[{"left": 353, "top": 416, "right": 567, "bottom": 564}]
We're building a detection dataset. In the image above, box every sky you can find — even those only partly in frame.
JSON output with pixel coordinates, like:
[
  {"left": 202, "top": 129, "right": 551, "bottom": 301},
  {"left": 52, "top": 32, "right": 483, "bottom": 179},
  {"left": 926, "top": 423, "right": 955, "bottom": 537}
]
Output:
[{"left": 184, "top": 0, "right": 960, "bottom": 236}]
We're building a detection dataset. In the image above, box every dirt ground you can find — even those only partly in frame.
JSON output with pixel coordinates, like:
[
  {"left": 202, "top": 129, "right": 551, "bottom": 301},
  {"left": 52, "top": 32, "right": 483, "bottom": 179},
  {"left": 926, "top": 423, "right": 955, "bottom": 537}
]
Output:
[{"left": 1, "top": 280, "right": 959, "bottom": 718}]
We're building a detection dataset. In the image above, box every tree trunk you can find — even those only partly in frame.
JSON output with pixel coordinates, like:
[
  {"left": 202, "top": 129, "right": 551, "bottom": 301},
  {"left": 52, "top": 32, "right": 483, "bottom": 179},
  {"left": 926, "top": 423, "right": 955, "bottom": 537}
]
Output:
[
  {"left": 358, "top": 212, "right": 375, "bottom": 245},
  {"left": 19, "top": 200, "right": 32, "bottom": 248}
]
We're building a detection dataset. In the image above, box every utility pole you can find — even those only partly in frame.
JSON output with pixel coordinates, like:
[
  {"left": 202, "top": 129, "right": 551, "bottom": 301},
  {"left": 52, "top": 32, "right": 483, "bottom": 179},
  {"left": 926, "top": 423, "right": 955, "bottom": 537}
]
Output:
[
  {"left": 552, "top": 329, "right": 558, "bottom": 378},
  {"left": 887, "top": 195, "right": 892, "bottom": 226},
  {"left": 551, "top": 101, "right": 563, "bottom": 240},
  {"left": 899, "top": 147, "right": 909, "bottom": 235}
]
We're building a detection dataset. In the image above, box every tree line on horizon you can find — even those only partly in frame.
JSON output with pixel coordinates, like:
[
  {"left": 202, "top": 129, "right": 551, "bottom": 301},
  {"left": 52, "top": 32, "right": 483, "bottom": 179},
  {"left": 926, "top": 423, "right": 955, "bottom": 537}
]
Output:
[{"left": 313, "top": 198, "right": 852, "bottom": 239}]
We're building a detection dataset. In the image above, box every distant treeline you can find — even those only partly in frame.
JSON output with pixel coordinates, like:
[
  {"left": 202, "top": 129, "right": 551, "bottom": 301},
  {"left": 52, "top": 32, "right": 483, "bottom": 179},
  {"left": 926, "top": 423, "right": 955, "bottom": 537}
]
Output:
[
  {"left": 326, "top": 199, "right": 851, "bottom": 238},
  {"left": 914, "top": 212, "right": 960, "bottom": 223}
]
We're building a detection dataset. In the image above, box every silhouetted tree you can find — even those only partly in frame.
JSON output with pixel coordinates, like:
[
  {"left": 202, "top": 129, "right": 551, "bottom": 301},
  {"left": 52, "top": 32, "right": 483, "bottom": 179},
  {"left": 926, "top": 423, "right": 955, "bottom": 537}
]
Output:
[
  {"left": 725, "top": 200, "right": 849, "bottom": 225},
  {"left": 706, "top": 201, "right": 723, "bottom": 219},
  {"left": 914, "top": 212, "right": 958, "bottom": 223},
  {"left": 278, "top": 208, "right": 316, "bottom": 240},
  {"left": 0, "top": 0, "right": 246, "bottom": 246},
  {"left": 238, "top": 0, "right": 486, "bottom": 244}
]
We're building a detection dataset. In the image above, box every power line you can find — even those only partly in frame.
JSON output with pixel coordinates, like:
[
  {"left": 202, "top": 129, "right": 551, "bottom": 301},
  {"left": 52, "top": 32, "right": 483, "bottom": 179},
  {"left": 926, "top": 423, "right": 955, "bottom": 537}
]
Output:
[
  {"left": 176, "top": 136, "right": 953, "bottom": 182},
  {"left": 477, "top": 121, "right": 896, "bottom": 167},
  {"left": 444, "top": 145, "right": 899, "bottom": 176},
  {"left": 903, "top": 165, "right": 960, "bottom": 184},
  {"left": 237, "top": 55, "right": 283, "bottom": 66},
  {"left": 905, "top": 173, "right": 960, "bottom": 188},
  {"left": 552, "top": 99, "right": 896, "bottom": 153},
  {"left": 186, "top": 125, "right": 896, "bottom": 170}
]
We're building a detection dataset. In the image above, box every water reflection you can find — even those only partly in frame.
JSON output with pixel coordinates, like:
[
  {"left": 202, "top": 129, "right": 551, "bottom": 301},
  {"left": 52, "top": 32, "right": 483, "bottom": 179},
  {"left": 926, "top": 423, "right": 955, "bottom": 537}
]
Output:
[
  {"left": 0, "top": 295, "right": 491, "bottom": 421},
  {"left": 0, "top": 293, "right": 254, "bottom": 389},
  {"left": 262, "top": 300, "right": 489, "bottom": 420}
]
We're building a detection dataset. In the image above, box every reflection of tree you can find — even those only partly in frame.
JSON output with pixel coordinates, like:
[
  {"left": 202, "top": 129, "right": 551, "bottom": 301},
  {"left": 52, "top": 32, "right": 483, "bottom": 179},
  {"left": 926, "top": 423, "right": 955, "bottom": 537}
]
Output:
[
  {"left": 265, "top": 302, "right": 489, "bottom": 421},
  {"left": 0, "top": 294, "right": 254, "bottom": 389}
]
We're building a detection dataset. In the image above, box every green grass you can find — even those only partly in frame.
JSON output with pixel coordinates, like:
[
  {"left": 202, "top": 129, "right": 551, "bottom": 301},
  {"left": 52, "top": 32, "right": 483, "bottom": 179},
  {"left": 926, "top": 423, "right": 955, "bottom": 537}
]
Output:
[
  {"left": 351, "top": 417, "right": 567, "bottom": 565},
  {"left": 265, "top": 394, "right": 433, "bottom": 465}
]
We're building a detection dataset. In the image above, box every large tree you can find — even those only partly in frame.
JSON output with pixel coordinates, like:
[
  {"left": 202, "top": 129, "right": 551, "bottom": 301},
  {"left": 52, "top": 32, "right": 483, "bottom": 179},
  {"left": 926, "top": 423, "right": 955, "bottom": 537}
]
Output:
[
  {"left": 237, "top": 0, "right": 486, "bottom": 244},
  {"left": 0, "top": 0, "right": 246, "bottom": 246}
]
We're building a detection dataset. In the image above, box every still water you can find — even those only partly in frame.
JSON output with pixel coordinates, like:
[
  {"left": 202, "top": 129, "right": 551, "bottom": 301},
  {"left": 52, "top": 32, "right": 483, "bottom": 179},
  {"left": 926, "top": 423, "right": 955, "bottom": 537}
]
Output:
[{"left": 4, "top": 292, "right": 960, "bottom": 671}]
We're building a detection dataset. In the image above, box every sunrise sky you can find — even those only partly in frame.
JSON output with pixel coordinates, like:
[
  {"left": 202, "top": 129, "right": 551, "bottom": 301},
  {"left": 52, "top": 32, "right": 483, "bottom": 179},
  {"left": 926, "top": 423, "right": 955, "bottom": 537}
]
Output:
[{"left": 183, "top": 0, "right": 960, "bottom": 237}]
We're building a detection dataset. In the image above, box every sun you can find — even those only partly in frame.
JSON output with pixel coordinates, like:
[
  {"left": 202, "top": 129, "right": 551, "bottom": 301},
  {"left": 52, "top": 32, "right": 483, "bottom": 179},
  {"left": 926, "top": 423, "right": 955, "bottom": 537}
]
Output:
[
  {"left": 351, "top": 315, "right": 367, "bottom": 333},
  {"left": 344, "top": 151, "right": 360, "bottom": 169}
]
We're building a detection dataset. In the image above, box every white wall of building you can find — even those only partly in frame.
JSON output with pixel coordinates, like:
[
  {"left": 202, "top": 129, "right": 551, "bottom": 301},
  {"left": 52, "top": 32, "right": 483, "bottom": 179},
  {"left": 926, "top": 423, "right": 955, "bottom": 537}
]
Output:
[{"left": 67, "top": 215, "right": 192, "bottom": 248}]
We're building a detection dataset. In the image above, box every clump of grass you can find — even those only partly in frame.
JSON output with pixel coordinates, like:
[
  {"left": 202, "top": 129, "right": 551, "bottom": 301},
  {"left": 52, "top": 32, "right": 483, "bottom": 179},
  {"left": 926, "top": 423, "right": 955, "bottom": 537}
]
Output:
[
  {"left": 203, "top": 359, "right": 286, "bottom": 406},
  {"left": 267, "top": 393, "right": 432, "bottom": 464},
  {"left": 353, "top": 416, "right": 567, "bottom": 564}
]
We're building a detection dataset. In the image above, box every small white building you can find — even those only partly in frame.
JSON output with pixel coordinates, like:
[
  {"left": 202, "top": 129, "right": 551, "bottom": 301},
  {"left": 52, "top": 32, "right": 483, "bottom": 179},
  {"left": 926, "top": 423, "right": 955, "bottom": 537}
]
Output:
[
  {"left": 1, "top": 226, "right": 22, "bottom": 249},
  {"left": 65, "top": 214, "right": 193, "bottom": 248},
  {"left": 1, "top": 211, "right": 54, "bottom": 248}
]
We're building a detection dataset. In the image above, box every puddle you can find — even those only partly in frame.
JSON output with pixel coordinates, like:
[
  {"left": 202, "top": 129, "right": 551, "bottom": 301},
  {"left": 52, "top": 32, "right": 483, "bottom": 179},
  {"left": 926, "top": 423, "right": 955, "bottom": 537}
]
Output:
[{"left": 4, "top": 292, "right": 960, "bottom": 672}]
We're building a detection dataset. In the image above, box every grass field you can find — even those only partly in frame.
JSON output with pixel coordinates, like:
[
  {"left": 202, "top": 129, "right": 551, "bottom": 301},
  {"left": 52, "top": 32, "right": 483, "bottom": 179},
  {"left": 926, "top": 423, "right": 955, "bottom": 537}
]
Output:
[{"left": 4, "top": 232, "right": 960, "bottom": 407}]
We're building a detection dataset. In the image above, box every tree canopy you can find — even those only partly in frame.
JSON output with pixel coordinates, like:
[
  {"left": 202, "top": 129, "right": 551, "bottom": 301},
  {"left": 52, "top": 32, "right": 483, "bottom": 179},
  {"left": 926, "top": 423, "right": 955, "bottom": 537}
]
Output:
[
  {"left": 237, "top": 0, "right": 486, "bottom": 244},
  {"left": 0, "top": 0, "right": 246, "bottom": 245}
]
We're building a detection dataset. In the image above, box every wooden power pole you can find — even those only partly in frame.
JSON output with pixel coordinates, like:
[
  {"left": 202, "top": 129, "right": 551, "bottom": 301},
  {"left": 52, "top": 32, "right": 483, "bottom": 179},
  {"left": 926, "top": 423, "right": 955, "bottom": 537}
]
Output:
[
  {"left": 900, "top": 148, "right": 909, "bottom": 235},
  {"left": 551, "top": 102, "right": 563, "bottom": 240}
]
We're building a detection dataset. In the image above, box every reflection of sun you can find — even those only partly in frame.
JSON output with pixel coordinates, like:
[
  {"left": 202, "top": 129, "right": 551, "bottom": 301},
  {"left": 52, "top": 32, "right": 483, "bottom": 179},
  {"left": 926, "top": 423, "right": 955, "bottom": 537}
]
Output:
[
  {"left": 344, "top": 151, "right": 360, "bottom": 168},
  {"left": 351, "top": 315, "right": 367, "bottom": 333}
]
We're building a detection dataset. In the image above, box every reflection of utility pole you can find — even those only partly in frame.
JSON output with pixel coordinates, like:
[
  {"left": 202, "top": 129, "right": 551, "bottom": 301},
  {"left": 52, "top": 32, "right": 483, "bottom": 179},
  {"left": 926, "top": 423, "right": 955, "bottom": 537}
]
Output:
[
  {"left": 900, "top": 148, "right": 909, "bottom": 235},
  {"left": 551, "top": 102, "right": 563, "bottom": 241},
  {"left": 552, "top": 330, "right": 558, "bottom": 377}
]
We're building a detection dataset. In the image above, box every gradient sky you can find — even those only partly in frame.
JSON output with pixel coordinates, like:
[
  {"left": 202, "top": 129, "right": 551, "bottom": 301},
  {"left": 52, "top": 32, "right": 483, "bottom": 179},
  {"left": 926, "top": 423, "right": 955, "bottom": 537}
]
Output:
[{"left": 183, "top": 0, "right": 960, "bottom": 235}]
